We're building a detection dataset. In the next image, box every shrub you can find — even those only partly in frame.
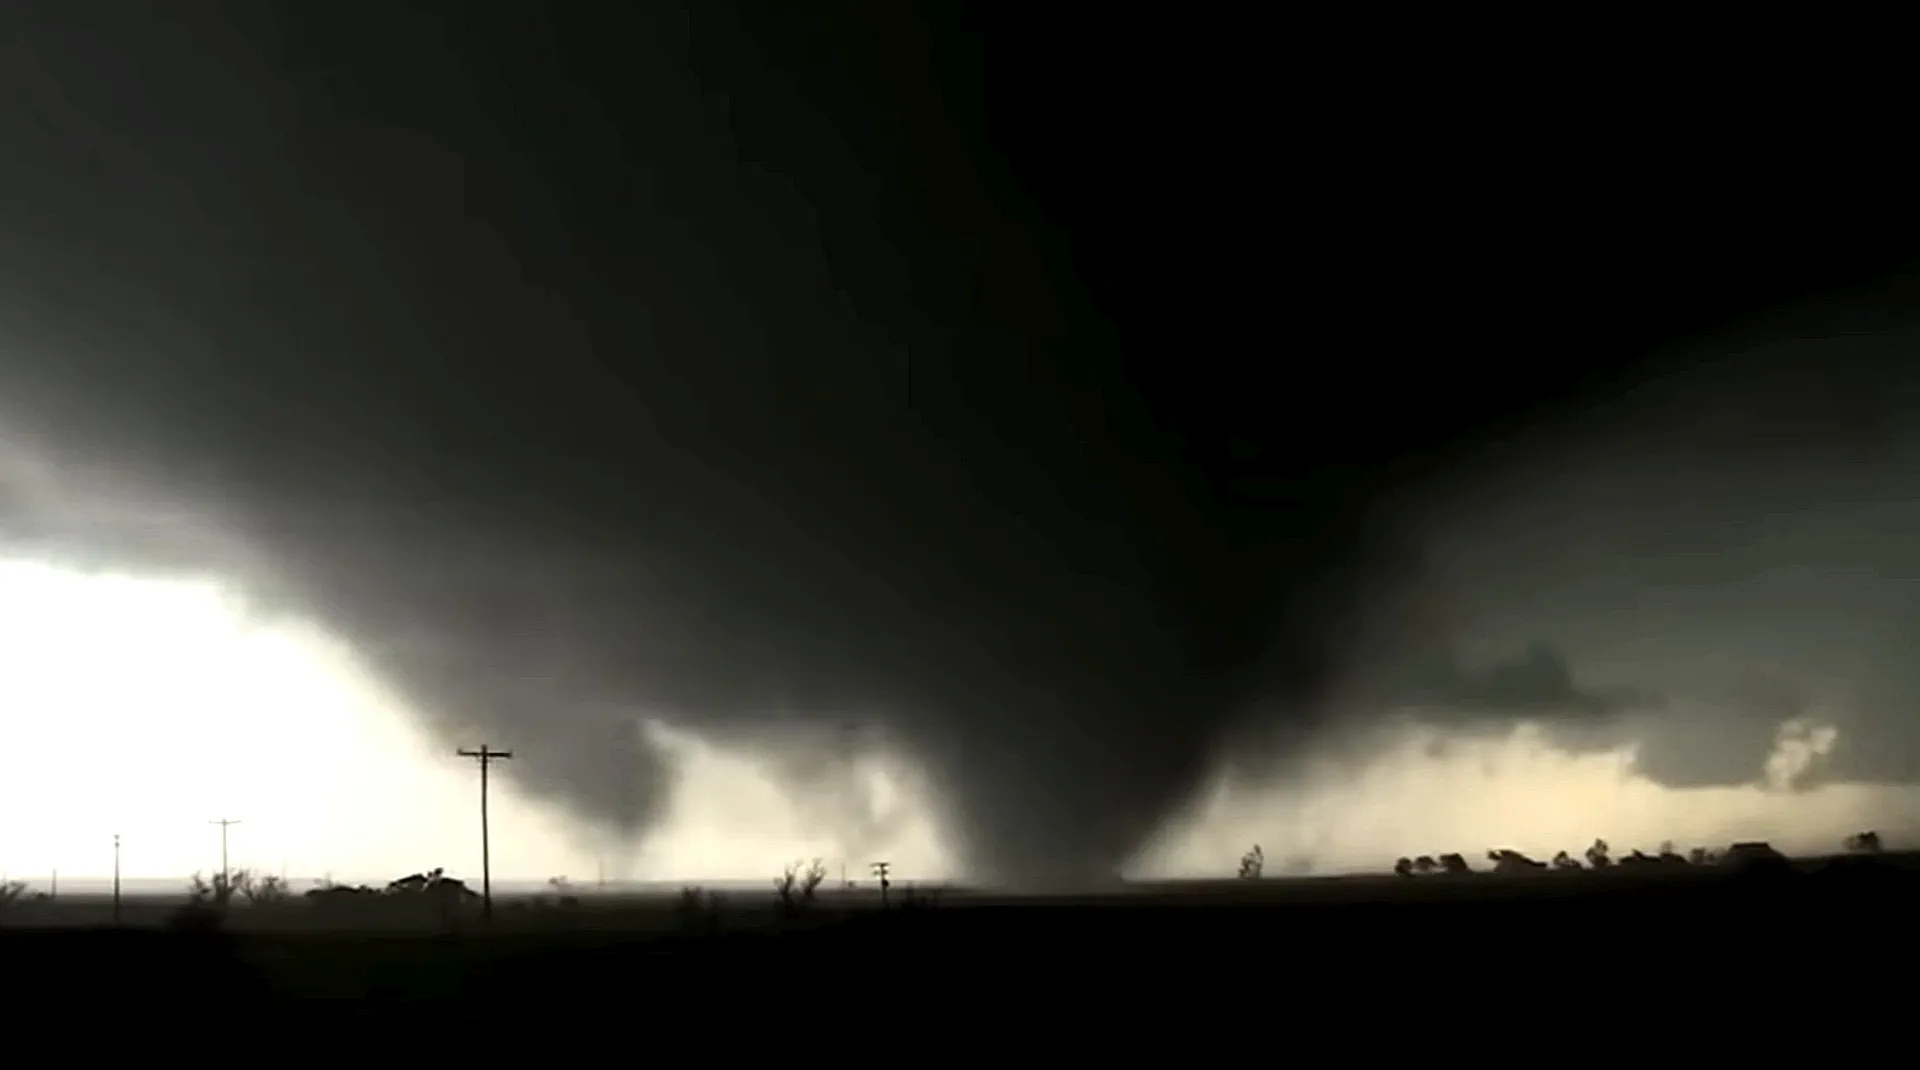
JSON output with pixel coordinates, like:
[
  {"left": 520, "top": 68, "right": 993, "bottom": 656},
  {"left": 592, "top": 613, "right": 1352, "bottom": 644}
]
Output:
[
  {"left": 678, "top": 885, "right": 724, "bottom": 933},
  {"left": 1845, "top": 830, "right": 1883, "bottom": 854},
  {"left": 1238, "top": 845, "right": 1265, "bottom": 879},
  {"left": 774, "top": 859, "right": 828, "bottom": 913}
]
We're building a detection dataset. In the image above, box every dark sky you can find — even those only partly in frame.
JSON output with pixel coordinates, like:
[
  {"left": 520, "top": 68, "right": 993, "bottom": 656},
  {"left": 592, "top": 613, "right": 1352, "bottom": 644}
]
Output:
[{"left": 1, "top": 5, "right": 1914, "bottom": 884}]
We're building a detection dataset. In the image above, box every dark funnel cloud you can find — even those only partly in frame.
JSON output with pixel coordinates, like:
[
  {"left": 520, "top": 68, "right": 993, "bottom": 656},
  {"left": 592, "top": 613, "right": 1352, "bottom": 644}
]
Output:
[{"left": 0, "top": 5, "right": 1909, "bottom": 884}]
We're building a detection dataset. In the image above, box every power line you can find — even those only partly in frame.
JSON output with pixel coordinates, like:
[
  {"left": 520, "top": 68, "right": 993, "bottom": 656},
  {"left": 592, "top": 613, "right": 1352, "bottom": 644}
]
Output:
[{"left": 456, "top": 745, "right": 513, "bottom": 922}]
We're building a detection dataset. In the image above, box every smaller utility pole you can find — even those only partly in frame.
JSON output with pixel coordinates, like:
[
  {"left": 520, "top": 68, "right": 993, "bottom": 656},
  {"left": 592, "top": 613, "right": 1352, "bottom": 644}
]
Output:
[
  {"left": 112, "top": 834, "right": 122, "bottom": 924},
  {"left": 209, "top": 818, "right": 242, "bottom": 888},
  {"left": 457, "top": 745, "right": 514, "bottom": 921},
  {"left": 871, "top": 861, "right": 892, "bottom": 908}
]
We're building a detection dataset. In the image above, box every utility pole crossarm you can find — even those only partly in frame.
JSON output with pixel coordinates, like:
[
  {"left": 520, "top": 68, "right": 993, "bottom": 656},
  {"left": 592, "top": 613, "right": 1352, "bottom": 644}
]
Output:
[{"left": 457, "top": 747, "right": 515, "bottom": 760}]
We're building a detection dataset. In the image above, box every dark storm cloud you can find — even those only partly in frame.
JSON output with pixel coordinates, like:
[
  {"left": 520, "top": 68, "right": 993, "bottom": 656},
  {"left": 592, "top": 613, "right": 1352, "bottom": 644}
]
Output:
[
  {"left": 0, "top": 428, "right": 261, "bottom": 580},
  {"left": 1411, "top": 318, "right": 1920, "bottom": 795},
  {"left": 4, "top": 6, "right": 1913, "bottom": 888},
  {"left": 1620, "top": 675, "right": 1810, "bottom": 789},
  {"left": 0, "top": 5, "right": 1297, "bottom": 886},
  {"left": 1392, "top": 642, "right": 1662, "bottom": 724}
]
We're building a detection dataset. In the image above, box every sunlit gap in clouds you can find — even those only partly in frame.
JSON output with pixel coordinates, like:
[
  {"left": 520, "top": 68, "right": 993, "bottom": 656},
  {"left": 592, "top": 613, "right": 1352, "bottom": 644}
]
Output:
[
  {"left": 0, "top": 559, "right": 962, "bottom": 887},
  {"left": 1133, "top": 715, "right": 1918, "bottom": 880},
  {"left": 0, "top": 429, "right": 958, "bottom": 887},
  {"left": 0, "top": 557, "right": 573, "bottom": 883}
]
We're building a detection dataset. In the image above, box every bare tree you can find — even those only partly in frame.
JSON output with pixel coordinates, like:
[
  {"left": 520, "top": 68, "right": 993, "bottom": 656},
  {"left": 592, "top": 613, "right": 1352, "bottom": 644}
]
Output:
[
  {"left": 800, "top": 858, "right": 827, "bottom": 899},
  {"left": 176, "top": 869, "right": 260, "bottom": 932},
  {"left": 241, "top": 871, "right": 291, "bottom": 905},
  {"left": 188, "top": 868, "right": 253, "bottom": 907}
]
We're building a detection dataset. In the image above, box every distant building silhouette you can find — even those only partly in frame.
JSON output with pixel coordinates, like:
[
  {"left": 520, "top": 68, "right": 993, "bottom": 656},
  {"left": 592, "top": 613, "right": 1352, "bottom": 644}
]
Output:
[
  {"left": 1720, "top": 841, "right": 1791, "bottom": 875},
  {"left": 1488, "top": 849, "right": 1546, "bottom": 874}
]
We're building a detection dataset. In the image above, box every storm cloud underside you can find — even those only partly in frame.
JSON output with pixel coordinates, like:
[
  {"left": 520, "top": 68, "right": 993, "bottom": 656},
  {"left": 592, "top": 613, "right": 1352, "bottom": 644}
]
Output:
[{"left": 5, "top": 8, "right": 1920, "bottom": 884}]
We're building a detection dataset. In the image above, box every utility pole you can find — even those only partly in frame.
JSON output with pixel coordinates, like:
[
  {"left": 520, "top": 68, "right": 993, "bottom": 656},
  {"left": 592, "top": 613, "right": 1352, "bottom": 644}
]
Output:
[
  {"left": 112, "top": 834, "right": 122, "bottom": 924},
  {"left": 871, "top": 861, "right": 892, "bottom": 908},
  {"left": 456, "top": 745, "right": 513, "bottom": 922},
  {"left": 209, "top": 818, "right": 241, "bottom": 888}
]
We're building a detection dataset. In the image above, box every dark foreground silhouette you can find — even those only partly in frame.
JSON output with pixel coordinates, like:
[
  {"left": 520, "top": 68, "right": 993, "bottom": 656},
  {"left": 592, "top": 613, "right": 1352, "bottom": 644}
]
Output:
[{"left": 6, "top": 858, "right": 1911, "bottom": 1027}]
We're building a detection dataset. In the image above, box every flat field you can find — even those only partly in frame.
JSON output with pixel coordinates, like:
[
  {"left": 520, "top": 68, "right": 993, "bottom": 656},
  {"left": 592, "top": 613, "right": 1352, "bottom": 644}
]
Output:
[{"left": 4, "top": 854, "right": 1909, "bottom": 1021}]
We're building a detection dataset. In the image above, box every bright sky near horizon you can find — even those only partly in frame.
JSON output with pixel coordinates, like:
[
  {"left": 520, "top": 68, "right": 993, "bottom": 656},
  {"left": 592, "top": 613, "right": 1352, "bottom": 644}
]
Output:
[
  {"left": 5, "top": 554, "right": 1916, "bottom": 892},
  {"left": 0, "top": 557, "right": 959, "bottom": 886}
]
